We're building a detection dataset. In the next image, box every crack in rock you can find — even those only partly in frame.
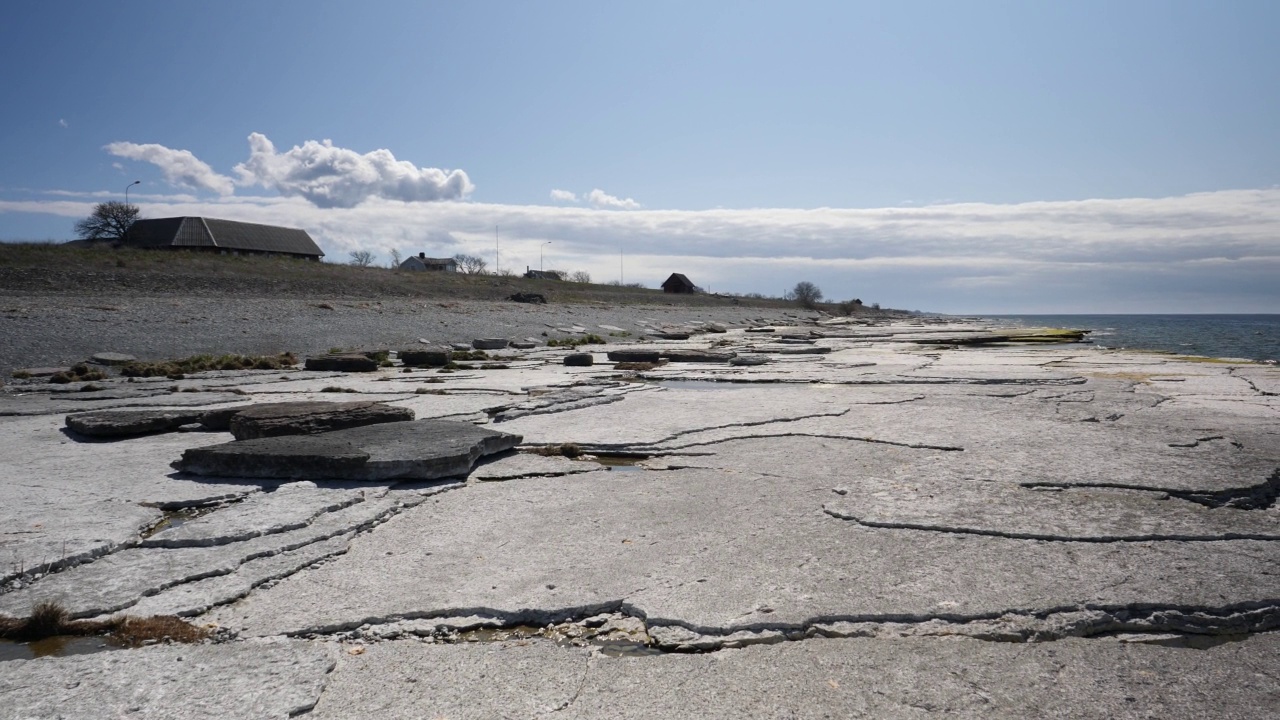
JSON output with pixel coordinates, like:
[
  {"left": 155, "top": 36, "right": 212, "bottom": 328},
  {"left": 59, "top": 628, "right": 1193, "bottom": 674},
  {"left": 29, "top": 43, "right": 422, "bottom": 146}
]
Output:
[
  {"left": 0, "top": 483, "right": 461, "bottom": 620},
  {"left": 665, "top": 432, "right": 964, "bottom": 453},
  {"left": 1020, "top": 469, "right": 1280, "bottom": 510},
  {"left": 269, "top": 599, "right": 1280, "bottom": 655},
  {"left": 493, "top": 387, "right": 626, "bottom": 422}
]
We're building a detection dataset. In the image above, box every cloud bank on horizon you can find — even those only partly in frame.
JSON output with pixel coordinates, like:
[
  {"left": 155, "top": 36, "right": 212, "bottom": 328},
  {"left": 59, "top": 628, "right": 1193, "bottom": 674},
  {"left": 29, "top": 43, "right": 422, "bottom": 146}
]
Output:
[
  {"left": 107, "top": 133, "right": 472, "bottom": 209},
  {"left": 4, "top": 134, "right": 1277, "bottom": 313}
]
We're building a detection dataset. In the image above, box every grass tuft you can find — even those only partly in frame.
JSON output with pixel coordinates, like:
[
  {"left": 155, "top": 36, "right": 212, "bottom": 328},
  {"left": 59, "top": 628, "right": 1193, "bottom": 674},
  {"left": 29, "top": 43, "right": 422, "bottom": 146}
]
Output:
[
  {"left": 0, "top": 600, "right": 211, "bottom": 646},
  {"left": 121, "top": 352, "right": 297, "bottom": 378},
  {"left": 546, "top": 334, "right": 606, "bottom": 348}
]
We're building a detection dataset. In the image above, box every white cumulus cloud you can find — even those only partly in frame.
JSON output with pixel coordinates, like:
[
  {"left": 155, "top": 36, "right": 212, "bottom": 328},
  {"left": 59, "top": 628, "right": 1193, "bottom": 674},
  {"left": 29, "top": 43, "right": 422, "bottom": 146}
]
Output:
[
  {"left": 549, "top": 189, "right": 578, "bottom": 202},
  {"left": 104, "top": 141, "right": 235, "bottom": 195},
  {"left": 586, "top": 188, "right": 641, "bottom": 210},
  {"left": 233, "top": 133, "right": 473, "bottom": 208}
]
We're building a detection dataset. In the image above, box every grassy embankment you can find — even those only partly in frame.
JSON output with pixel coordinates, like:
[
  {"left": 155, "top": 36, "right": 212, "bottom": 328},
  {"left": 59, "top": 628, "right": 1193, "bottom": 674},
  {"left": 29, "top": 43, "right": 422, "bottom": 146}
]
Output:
[{"left": 0, "top": 242, "right": 893, "bottom": 313}]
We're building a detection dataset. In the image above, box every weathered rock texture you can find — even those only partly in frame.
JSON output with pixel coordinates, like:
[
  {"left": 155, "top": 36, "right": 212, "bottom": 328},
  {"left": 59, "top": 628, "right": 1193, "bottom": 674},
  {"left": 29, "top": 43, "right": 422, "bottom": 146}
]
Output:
[
  {"left": 66, "top": 409, "right": 207, "bottom": 437},
  {"left": 305, "top": 354, "right": 378, "bottom": 372},
  {"left": 228, "top": 401, "right": 415, "bottom": 440},
  {"left": 177, "top": 420, "right": 522, "bottom": 481}
]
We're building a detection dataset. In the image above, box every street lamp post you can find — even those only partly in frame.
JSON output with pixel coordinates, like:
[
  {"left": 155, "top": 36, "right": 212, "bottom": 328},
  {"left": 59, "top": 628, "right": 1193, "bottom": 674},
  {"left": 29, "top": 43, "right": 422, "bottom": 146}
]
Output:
[
  {"left": 541, "top": 241, "right": 551, "bottom": 271},
  {"left": 125, "top": 180, "right": 140, "bottom": 206}
]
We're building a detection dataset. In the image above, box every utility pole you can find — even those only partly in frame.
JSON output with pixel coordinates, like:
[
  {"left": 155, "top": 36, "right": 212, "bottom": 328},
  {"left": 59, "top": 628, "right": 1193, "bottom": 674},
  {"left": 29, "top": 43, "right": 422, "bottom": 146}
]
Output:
[
  {"left": 124, "top": 180, "right": 139, "bottom": 206},
  {"left": 494, "top": 226, "right": 499, "bottom": 274},
  {"left": 620, "top": 246, "right": 624, "bottom": 285},
  {"left": 541, "top": 241, "right": 551, "bottom": 271}
]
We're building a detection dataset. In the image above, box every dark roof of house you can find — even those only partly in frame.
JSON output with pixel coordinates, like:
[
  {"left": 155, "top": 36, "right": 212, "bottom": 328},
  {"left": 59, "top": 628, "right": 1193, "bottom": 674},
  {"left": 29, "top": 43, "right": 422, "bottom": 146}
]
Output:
[
  {"left": 125, "top": 217, "right": 324, "bottom": 257},
  {"left": 662, "top": 272, "right": 695, "bottom": 289}
]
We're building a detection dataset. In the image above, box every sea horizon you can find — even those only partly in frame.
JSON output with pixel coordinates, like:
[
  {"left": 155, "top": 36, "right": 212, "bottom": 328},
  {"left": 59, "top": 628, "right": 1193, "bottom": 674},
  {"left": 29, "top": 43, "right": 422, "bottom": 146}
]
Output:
[{"left": 975, "top": 313, "right": 1279, "bottom": 363}]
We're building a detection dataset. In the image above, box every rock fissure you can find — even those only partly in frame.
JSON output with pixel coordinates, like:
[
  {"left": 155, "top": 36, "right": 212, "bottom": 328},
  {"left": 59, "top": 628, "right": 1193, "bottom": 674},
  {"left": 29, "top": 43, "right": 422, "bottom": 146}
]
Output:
[
  {"left": 665, "top": 432, "right": 965, "bottom": 453},
  {"left": 823, "top": 503, "right": 1280, "bottom": 541},
  {"left": 271, "top": 598, "right": 1280, "bottom": 654},
  {"left": 1019, "top": 469, "right": 1280, "bottom": 510}
]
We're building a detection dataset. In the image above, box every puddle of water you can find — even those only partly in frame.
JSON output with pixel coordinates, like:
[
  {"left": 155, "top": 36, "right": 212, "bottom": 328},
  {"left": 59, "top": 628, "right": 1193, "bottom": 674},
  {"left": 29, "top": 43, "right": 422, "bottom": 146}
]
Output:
[
  {"left": 0, "top": 635, "right": 122, "bottom": 662},
  {"left": 140, "top": 504, "right": 223, "bottom": 539},
  {"left": 593, "top": 454, "right": 650, "bottom": 471},
  {"left": 595, "top": 640, "right": 665, "bottom": 657}
]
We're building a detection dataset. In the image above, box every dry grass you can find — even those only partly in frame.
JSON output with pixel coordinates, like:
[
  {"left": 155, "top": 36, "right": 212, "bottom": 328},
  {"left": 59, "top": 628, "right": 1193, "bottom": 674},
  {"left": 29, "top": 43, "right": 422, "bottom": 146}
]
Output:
[
  {"left": 0, "top": 600, "right": 210, "bottom": 646},
  {"left": 121, "top": 352, "right": 298, "bottom": 379},
  {"left": 49, "top": 363, "right": 108, "bottom": 384}
]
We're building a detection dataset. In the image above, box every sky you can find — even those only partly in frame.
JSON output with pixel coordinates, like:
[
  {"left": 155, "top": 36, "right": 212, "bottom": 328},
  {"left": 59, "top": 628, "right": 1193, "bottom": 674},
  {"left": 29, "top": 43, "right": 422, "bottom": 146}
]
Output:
[{"left": 1, "top": 0, "right": 1277, "bottom": 314}]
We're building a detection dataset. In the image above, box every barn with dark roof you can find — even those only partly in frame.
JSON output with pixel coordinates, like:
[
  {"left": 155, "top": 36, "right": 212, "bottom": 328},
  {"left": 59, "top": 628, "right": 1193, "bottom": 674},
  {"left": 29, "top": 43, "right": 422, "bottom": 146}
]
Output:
[
  {"left": 123, "top": 217, "right": 324, "bottom": 259},
  {"left": 661, "top": 272, "right": 697, "bottom": 294}
]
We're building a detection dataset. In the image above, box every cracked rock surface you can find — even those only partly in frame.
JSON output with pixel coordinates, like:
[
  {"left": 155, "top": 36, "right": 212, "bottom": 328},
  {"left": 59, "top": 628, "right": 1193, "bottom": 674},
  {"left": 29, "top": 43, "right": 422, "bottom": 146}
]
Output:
[
  {"left": 2, "top": 316, "right": 1279, "bottom": 717},
  {"left": 0, "top": 639, "right": 335, "bottom": 719}
]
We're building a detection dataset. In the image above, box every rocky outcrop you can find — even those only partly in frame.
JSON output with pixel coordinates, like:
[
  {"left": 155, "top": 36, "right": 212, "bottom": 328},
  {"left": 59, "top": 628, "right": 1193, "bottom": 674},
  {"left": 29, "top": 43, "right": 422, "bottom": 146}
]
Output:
[
  {"left": 304, "top": 354, "right": 379, "bottom": 372},
  {"left": 399, "top": 349, "right": 452, "bottom": 367},
  {"left": 228, "top": 401, "right": 416, "bottom": 440},
  {"left": 607, "top": 349, "right": 661, "bottom": 363},
  {"left": 66, "top": 409, "right": 208, "bottom": 438},
  {"left": 660, "top": 349, "right": 737, "bottom": 363},
  {"left": 177, "top": 420, "right": 522, "bottom": 481}
]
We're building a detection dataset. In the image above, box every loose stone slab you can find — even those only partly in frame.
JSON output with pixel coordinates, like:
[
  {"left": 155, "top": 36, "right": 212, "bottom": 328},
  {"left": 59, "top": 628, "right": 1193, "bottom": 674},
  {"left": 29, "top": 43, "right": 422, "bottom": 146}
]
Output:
[
  {"left": 304, "top": 354, "right": 378, "bottom": 372},
  {"left": 0, "top": 640, "right": 335, "bottom": 719},
  {"left": 473, "top": 338, "right": 509, "bottom": 350},
  {"left": 228, "top": 401, "right": 416, "bottom": 440},
  {"left": 563, "top": 353, "right": 594, "bottom": 367},
  {"left": 89, "top": 352, "right": 136, "bottom": 366},
  {"left": 660, "top": 349, "right": 737, "bottom": 363},
  {"left": 177, "top": 420, "right": 523, "bottom": 481},
  {"left": 399, "top": 348, "right": 452, "bottom": 367},
  {"left": 65, "top": 409, "right": 208, "bottom": 438},
  {"left": 607, "top": 349, "right": 661, "bottom": 363}
]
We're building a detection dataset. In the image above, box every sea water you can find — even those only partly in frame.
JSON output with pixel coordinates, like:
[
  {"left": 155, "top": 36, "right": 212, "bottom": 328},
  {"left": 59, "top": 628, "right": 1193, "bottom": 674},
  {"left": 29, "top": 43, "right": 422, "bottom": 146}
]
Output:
[{"left": 982, "top": 314, "right": 1280, "bottom": 363}]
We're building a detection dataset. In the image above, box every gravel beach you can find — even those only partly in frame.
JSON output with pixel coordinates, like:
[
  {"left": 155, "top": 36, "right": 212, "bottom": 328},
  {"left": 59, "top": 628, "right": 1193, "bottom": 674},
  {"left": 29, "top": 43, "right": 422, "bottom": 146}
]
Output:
[{"left": 0, "top": 293, "right": 811, "bottom": 378}]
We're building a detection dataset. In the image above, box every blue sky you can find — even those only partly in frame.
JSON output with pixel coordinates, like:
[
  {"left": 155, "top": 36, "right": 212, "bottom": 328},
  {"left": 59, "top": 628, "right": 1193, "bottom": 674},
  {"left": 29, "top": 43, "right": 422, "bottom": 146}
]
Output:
[{"left": 2, "top": 1, "right": 1277, "bottom": 313}]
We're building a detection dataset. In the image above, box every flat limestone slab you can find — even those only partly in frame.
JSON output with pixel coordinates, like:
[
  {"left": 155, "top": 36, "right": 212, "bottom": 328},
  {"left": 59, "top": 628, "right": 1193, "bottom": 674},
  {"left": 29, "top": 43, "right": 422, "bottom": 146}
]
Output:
[
  {"left": 208, "top": 467, "right": 1280, "bottom": 639},
  {"left": 305, "top": 635, "right": 1280, "bottom": 720},
  {"left": 228, "top": 400, "right": 415, "bottom": 440},
  {"left": 0, "top": 639, "right": 335, "bottom": 719},
  {"left": 65, "top": 408, "right": 208, "bottom": 437},
  {"left": 177, "top": 420, "right": 522, "bottom": 481},
  {"left": 823, "top": 480, "right": 1280, "bottom": 541}
]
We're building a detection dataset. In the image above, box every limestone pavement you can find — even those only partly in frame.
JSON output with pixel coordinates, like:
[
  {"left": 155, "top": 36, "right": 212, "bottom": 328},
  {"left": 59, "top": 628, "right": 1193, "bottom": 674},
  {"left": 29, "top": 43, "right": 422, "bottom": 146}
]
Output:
[{"left": 1, "top": 312, "right": 1278, "bottom": 718}]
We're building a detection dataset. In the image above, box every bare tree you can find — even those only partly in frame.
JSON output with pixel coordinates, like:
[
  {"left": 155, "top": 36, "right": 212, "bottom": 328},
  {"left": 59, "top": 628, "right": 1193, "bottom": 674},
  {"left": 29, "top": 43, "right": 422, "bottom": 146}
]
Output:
[
  {"left": 348, "top": 250, "right": 375, "bottom": 267},
  {"left": 388, "top": 248, "right": 402, "bottom": 268},
  {"left": 791, "top": 281, "right": 823, "bottom": 309},
  {"left": 453, "top": 253, "right": 488, "bottom": 274},
  {"left": 74, "top": 201, "right": 140, "bottom": 241},
  {"left": 568, "top": 270, "right": 591, "bottom": 283}
]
